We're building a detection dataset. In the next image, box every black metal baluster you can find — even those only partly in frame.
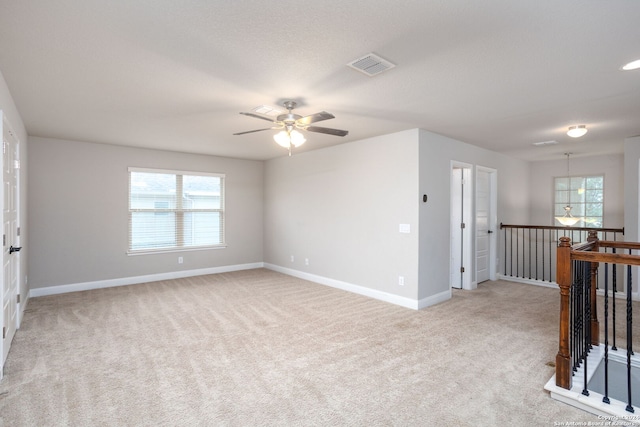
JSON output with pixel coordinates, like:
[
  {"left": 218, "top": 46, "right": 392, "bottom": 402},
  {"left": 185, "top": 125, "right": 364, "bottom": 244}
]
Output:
[
  {"left": 603, "top": 262, "right": 610, "bottom": 404},
  {"left": 613, "top": 248, "right": 617, "bottom": 351},
  {"left": 542, "top": 228, "right": 547, "bottom": 281},
  {"left": 515, "top": 227, "right": 519, "bottom": 278},
  {"left": 504, "top": 226, "right": 507, "bottom": 276},
  {"left": 535, "top": 229, "right": 539, "bottom": 281},
  {"left": 626, "top": 262, "right": 634, "bottom": 413},
  {"left": 571, "top": 262, "right": 577, "bottom": 373},
  {"left": 520, "top": 227, "right": 524, "bottom": 278},
  {"left": 582, "top": 260, "right": 590, "bottom": 396},
  {"left": 549, "top": 230, "right": 558, "bottom": 282},
  {"left": 528, "top": 228, "right": 532, "bottom": 279},
  {"left": 510, "top": 227, "right": 513, "bottom": 277}
]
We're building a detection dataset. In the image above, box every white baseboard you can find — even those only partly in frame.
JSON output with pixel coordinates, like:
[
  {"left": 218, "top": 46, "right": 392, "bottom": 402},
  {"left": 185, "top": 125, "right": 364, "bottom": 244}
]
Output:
[
  {"left": 28, "top": 262, "right": 454, "bottom": 311},
  {"left": 28, "top": 262, "right": 264, "bottom": 298},
  {"left": 497, "top": 274, "right": 558, "bottom": 289},
  {"left": 417, "top": 288, "right": 452, "bottom": 310},
  {"left": 264, "top": 263, "right": 450, "bottom": 310},
  {"left": 498, "top": 274, "right": 640, "bottom": 300}
]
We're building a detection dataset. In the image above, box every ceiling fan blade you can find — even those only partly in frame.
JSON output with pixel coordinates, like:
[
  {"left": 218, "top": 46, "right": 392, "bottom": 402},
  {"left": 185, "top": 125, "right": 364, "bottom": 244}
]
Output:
[
  {"left": 304, "top": 126, "right": 349, "bottom": 137},
  {"left": 239, "top": 112, "right": 276, "bottom": 123},
  {"left": 233, "top": 127, "right": 274, "bottom": 135},
  {"left": 297, "top": 111, "right": 335, "bottom": 125}
]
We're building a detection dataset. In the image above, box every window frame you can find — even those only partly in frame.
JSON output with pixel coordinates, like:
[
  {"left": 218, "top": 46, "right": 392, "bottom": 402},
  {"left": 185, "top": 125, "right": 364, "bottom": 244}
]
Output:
[
  {"left": 128, "top": 167, "right": 226, "bottom": 255},
  {"left": 553, "top": 174, "right": 604, "bottom": 228}
]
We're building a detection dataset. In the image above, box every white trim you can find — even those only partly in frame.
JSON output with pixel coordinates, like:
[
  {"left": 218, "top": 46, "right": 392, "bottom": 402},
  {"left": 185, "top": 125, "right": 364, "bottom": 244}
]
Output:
[
  {"left": 264, "top": 263, "right": 450, "bottom": 310},
  {"left": 128, "top": 166, "right": 225, "bottom": 179},
  {"left": 498, "top": 274, "right": 640, "bottom": 300},
  {"left": 597, "top": 288, "right": 640, "bottom": 301},
  {"left": 28, "top": 263, "right": 264, "bottom": 298},
  {"left": 497, "top": 274, "right": 558, "bottom": 289},
  {"left": 127, "top": 244, "right": 228, "bottom": 256},
  {"left": 418, "top": 288, "right": 452, "bottom": 310},
  {"left": 545, "top": 345, "right": 640, "bottom": 423},
  {"left": 28, "top": 261, "right": 454, "bottom": 310}
]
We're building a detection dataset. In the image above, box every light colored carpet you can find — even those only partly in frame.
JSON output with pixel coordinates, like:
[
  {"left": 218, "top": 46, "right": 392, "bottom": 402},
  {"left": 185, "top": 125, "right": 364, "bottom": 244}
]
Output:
[{"left": 0, "top": 269, "right": 629, "bottom": 426}]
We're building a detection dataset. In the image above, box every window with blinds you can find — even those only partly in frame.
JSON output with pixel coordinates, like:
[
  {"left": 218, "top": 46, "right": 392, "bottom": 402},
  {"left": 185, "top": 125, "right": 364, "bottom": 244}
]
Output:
[
  {"left": 128, "top": 168, "right": 225, "bottom": 253},
  {"left": 554, "top": 175, "right": 604, "bottom": 227}
]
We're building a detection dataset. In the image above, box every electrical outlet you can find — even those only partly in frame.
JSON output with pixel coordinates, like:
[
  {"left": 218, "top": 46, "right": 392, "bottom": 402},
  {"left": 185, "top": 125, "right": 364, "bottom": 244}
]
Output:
[
  {"left": 178, "top": 256, "right": 183, "bottom": 264},
  {"left": 305, "top": 258, "right": 309, "bottom": 265},
  {"left": 290, "top": 255, "right": 295, "bottom": 262},
  {"left": 399, "top": 276, "right": 405, "bottom": 286}
]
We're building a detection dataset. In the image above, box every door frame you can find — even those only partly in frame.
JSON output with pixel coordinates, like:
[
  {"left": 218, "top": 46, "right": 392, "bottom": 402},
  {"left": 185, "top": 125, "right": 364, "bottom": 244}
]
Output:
[{"left": 476, "top": 165, "right": 498, "bottom": 282}]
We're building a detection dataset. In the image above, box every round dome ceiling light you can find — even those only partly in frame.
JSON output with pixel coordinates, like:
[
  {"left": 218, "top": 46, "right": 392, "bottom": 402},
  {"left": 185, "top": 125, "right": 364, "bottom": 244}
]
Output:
[
  {"left": 567, "top": 125, "right": 588, "bottom": 138},
  {"left": 621, "top": 59, "right": 640, "bottom": 71}
]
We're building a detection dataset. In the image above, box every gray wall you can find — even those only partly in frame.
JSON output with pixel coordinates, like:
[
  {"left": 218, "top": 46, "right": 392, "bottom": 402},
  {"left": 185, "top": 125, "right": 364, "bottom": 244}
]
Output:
[
  {"left": 27, "top": 137, "right": 264, "bottom": 289},
  {"left": 417, "top": 129, "right": 530, "bottom": 299},
  {"left": 529, "top": 154, "right": 624, "bottom": 228},
  {"left": 625, "top": 136, "right": 640, "bottom": 243},
  {"left": 264, "top": 129, "right": 421, "bottom": 300},
  {"left": 264, "top": 128, "right": 531, "bottom": 305}
]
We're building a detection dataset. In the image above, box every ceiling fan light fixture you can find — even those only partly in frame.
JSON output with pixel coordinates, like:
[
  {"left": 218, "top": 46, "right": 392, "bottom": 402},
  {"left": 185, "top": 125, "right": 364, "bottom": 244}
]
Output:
[
  {"left": 289, "top": 130, "right": 306, "bottom": 147},
  {"left": 273, "top": 131, "right": 290, "bottom": 148},
  {"left": 567, "top": 125, "right": 587, "bottom": 138},
  {"left": 273, "top": 130, "right": 306, "bottom": 148}
]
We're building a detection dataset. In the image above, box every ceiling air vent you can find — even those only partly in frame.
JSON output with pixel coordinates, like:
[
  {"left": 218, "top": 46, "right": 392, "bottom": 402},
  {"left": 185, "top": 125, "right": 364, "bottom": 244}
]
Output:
[
  {"left": 347, "top": 53, "right": 396, "bottom": 77},
  {"left": 251, "top": 105, "right": 283, "bottom": 117}
]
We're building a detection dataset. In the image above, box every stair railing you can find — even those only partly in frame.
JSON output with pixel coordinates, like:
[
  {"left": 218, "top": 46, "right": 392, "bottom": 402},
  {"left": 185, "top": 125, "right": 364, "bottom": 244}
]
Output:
[
  {"left": 555, "top": 231, "right": 639, "bottom": 413},
  {"left": 500, "top": 224, "right": 624, "bottom": 284}
]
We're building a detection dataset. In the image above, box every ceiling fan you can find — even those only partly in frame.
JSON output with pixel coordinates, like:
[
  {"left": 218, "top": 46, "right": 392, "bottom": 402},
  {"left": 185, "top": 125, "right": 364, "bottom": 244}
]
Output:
[{"left": 233, "top": 101, "right": 348, "bottom": 155}]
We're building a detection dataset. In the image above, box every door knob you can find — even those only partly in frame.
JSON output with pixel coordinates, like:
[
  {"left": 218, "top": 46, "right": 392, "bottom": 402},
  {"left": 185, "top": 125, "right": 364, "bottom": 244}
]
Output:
[
  {"left": 487, "top": 230, "right": 493, "bottom": 234},
  {"left": 9, "top": 246, "right": 21, "bottom": 254}
]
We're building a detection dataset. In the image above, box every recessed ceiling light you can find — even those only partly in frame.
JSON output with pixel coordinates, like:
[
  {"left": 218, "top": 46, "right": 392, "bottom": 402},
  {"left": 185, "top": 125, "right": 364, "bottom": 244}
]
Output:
[
  {"left": 621, "top": 59, "right": 640, "bottom": 71},
  {"left": 567, "top": 125, "right": 588, "bottom": 138}
]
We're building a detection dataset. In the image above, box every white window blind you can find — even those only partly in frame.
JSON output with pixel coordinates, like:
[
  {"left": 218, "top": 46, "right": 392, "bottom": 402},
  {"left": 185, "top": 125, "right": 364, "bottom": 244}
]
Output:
[{"left": 128, "top": 168, "right": 225, "bottom": 253}]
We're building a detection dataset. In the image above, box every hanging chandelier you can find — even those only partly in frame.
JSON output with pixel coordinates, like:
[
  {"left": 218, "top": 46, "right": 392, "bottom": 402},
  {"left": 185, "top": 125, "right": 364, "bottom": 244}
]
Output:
[{"left": 555, "top": 153, "right": 581, "bottom": 226}]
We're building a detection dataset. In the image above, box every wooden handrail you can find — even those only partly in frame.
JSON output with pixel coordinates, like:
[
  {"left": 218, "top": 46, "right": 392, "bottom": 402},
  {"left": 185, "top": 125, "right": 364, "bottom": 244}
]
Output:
[
  {"left": 555, "top": 230, "right": 640, "bottom": 390},
  {"left": 599, "top": 240, "right": 640, "bottom": 250}
]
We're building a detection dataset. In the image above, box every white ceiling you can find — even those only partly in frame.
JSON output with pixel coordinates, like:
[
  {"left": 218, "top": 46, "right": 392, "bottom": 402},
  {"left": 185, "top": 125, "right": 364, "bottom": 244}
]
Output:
[{"left": 0, "top": 1, "right": 639, "bottom": 161}]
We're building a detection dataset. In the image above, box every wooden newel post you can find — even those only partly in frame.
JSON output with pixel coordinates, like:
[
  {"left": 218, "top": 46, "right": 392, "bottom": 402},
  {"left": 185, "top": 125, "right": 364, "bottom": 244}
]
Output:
[
  {"left": 556, "top": 236, "right": 572, "bottom": 389},
  {"left": 587, "top": 230, "right": 600, "bottom": 345}
]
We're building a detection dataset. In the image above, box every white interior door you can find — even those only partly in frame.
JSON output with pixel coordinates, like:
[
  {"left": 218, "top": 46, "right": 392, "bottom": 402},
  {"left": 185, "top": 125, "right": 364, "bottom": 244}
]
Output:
[
  {"left": 450, "top": 163, "right": 472, "bottom": 290},
  {"left": 2, "top": 119, "right": 19, "bottom": 368},
  {"left": 476, "top": 169, "right": 490, "bottom": 283},
  {"left": 476, "top": 166, "right": 497, "bottom": 283}
]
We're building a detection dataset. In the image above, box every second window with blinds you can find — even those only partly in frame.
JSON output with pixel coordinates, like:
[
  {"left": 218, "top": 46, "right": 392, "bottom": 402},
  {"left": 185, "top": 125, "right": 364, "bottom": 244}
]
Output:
[{"left": 128, "top": 168, "right": 225, "bottom": 253}]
